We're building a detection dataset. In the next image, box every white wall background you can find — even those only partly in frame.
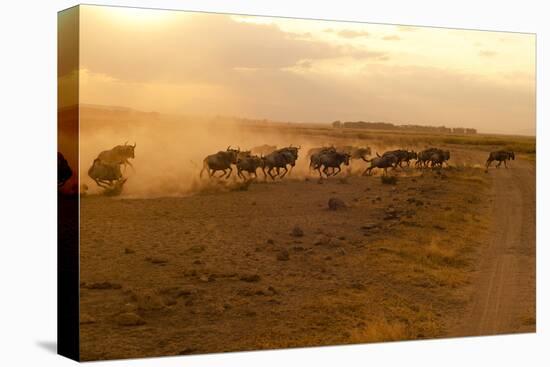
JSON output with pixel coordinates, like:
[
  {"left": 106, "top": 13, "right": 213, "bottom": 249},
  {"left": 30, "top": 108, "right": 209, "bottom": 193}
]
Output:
[{"left": 0, "top": 0, "right": 546, "bottom": 366}]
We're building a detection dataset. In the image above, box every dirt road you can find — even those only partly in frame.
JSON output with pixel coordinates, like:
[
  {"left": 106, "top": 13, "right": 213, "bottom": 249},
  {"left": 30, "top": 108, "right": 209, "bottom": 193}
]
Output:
[{"left": 452, "top": 159, "right": 536, "bottom": 336}]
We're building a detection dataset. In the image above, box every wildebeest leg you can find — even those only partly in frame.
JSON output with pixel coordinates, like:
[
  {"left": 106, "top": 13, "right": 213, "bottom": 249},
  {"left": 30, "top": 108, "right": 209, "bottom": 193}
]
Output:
[
  {"left": 318, "top": 166, "right": 324, "bottom": 178},
  {"left": 279, "top": 166, "right": 289, "bottom": 179},
  {"left": 268, "top": 167, "right": 276, "bottom": 180},
  {"left": 225, "top": 167, "right": 233, "bottom": 178},
  {"left": 496, "top": 160, "right": 502, "bottom": 168},
  {"left": 94, "top": 178, "right": 110, "bottom": 189},
  {"left": 125, "top": 160, "right": 135, "bottom": 171},
  {"left": 504, "top": 160, "right": 508, "bottom": 168},
  {"left": 332, "top": 166, "right": 342, "bottom": 176}
]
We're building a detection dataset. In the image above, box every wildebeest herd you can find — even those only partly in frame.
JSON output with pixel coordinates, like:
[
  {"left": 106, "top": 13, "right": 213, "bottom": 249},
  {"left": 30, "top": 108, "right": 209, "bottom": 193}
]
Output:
[
  {"left": 199, "top": 145, "right": 447, "bottom": 180},
  {"left": 195, "top": 144, "right": 514, "bottom": 182},
  {"left": 56, "top": 142, "right": 516, "bottom": 194}
]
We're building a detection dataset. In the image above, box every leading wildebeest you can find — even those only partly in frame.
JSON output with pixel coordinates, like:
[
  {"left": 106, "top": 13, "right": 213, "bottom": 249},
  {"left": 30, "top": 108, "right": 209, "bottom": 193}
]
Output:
[
  {"left": 236, "top": 155, "right": 263, "bottom": 180},
  {"left": 97, "top": 142, "right": 136, "bottom": 171},
  {"left": 200, "top": 146, "right": 240, "bottom": 179},
  {"left": 362, "top": 153, "right": 399, "bottom": 176},
  {"left": 313, "top": 151, "right": 351, "bottom": 178},
  {"left": 88, "top": 158, "right": 127, "bottom": 189},
  {"left": 486, "top": 150, "right": 515, "bottom": 169},
  {"left": 58, "top": 152, "right": 72, "bottom": 188}
]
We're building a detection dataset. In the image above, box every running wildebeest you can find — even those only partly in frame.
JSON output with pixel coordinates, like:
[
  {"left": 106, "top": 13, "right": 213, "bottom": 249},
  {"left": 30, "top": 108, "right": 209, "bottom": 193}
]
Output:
[
  {"left": 362, "top": 153, "right": 399, "bottom": 176},
  {"left": 428, "top": 149, "right": 451, "bottom": 168},
  {"left": 313, "top": 151, "right": 351, "bottom": 178},
  {"left": 309, "top": 147, "right": 336, "bottom": 167},
  {"left": 88, "top": 158, "right": 127, "bottom": 189},
  {"left": 58, "top": 152, "right": 72, "bottom": 188},
  {"left": 97, "top": 142, "right": 136, "bottom": 172},
  {"left": 251, "top": 144, "right": 277, "bottom": 156},
  {"left": 382, "top": 149, "right": 417, "bottom": 168},
  {"left": 262, "top": 146, "right": 300, "bottom": 180},
  {"left": 276, "top": 146, "right": 300, "bottom": 176},
  {"left": 200, "top": 146, "right": 240, "bottom": 179},
  {"left": 236, "top": 155, "right": 263, "bottom": 180},
  {"left": 416, "top": 148, "right": 443, "bottom": 168},
  {"left": 486, "top": 150, "right": 515, "bottom": 169}
]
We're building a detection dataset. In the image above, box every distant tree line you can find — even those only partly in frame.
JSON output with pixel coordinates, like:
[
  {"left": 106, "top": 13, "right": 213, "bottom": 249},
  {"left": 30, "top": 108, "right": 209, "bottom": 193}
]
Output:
[{"left": 331, "top": 120, "right": 476, "bottom": 134}]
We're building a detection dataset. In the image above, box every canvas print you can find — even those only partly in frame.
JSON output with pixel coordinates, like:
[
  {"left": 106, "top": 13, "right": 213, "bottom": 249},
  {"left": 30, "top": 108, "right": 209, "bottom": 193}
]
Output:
[{"left": 58, "top": 4, "right": 536, "bottom": 361}]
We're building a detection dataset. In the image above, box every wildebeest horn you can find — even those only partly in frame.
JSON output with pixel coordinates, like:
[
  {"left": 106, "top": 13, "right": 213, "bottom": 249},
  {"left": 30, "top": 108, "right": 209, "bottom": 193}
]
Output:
[
  {"left": 227, "top": 145, "right": 231, "bottom": 150},
  {"left": 237, "top": 146, "right": 240, "bottom": 151},
  {"left": 376, "top": 152, "right": 381, "bottom": 157},
  {"left": 124, "top": 141, "right": 128, "bottom": 145},
  {"left": 133, "top": 142, "right": 136, "bottom": 148}
]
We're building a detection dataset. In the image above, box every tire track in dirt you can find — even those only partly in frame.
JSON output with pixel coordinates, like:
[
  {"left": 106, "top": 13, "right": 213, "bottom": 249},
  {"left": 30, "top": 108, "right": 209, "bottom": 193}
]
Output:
[{"left": 452, "top": 159, "right": 535, "bottom": 336}]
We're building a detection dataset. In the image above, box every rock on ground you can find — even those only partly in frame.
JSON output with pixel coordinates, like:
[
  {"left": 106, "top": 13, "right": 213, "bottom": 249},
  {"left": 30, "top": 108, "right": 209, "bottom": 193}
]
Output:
[{"left": 328, "top": 197, "right": 347, "bottom": 211}]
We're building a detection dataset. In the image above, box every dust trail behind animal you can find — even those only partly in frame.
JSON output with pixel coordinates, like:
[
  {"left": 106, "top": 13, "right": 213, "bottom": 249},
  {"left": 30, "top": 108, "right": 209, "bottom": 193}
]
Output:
[{"left": 79, "top": 106, "right": 342, "bottom": 197}]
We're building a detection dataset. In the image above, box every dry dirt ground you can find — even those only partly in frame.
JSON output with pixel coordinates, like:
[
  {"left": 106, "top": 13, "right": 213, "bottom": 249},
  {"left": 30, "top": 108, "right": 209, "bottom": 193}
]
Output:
[{"left": 78, "top": 151, "right": 535, "bottom": 361}]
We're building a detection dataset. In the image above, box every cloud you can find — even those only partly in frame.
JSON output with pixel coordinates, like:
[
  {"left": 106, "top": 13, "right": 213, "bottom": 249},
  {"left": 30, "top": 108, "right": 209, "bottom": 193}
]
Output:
[
  {"left": 336, "top": 29, "right": 370, "bottom": 38},
  {"left": 296, "top": 60, "right": 313, "bottom": 69},
  {"left": 350, "top": 49, "right": 389, "bottom": 60},
  {"left": 78, "top": 7, "right": 535, "bottom": 134},
  {"left": 382, "top": 35, "right": 401, "bottom": 41},
  {"left": 80, "top": 11, "right": 384, "bottom": 84},
  {"left": 479, "top": 50, "right": 497, "bottom": 57}
]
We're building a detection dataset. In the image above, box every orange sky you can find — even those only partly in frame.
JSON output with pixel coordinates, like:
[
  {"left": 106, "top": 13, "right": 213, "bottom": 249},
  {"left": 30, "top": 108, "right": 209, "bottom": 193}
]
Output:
[{"left": 70, "top": 5, "right": 535, "bottom": 135}]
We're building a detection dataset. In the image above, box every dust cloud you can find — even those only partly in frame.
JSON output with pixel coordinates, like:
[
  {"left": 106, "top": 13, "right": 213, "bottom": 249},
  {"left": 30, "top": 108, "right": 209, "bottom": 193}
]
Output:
[
  {"left": 78, "top": 107, "right": 336, "bottom": 197},
  {"left": 78, "top": 106, "right": 421, "bottom": 198}
]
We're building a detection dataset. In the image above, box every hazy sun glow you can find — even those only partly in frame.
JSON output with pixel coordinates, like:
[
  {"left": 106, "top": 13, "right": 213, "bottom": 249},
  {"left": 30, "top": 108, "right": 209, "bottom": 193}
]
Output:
[{"left": 96, "top": 6, "right": 177, "bottom": 24}]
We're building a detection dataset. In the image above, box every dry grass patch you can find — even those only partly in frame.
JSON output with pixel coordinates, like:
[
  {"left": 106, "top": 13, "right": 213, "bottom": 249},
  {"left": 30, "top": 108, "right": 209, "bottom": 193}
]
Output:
[{"left": 350, "top": 319, "right": 410, "bottom": 343}]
